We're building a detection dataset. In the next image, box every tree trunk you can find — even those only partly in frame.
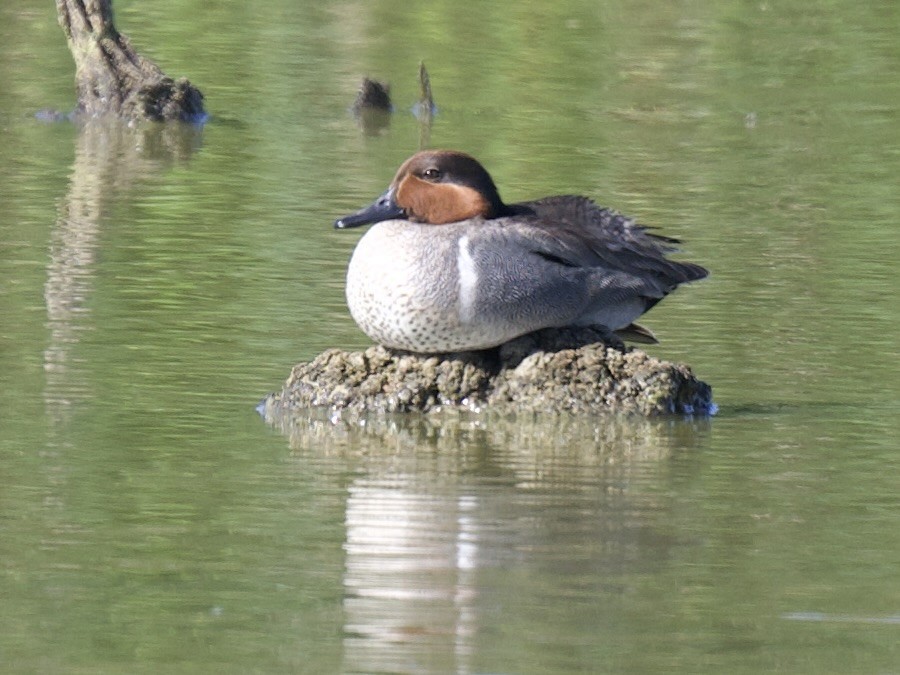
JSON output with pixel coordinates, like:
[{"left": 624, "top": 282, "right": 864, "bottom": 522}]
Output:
[{"left": 56, "top": 0, "right": 205, "bottom": 122}]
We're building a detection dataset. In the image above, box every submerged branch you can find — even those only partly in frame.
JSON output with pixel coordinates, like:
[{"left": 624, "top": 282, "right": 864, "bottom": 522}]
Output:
[{"left": 56, "top": 0, "right": 205, "bottom": 122}]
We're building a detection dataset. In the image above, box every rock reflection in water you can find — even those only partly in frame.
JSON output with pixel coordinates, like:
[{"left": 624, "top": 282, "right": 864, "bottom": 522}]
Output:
[{"left": 270, "top": 410, "right": 707, "bottom": 672}]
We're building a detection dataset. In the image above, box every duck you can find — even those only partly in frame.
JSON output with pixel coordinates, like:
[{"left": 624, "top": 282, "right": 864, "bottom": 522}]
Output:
[{"left": 334, "top": 149, "right": 708, "bottom": 354}]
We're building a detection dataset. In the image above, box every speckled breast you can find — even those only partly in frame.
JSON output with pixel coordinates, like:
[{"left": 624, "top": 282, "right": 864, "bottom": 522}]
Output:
[
  {"left": 345, "top": 219, "right": 595, "bottom": 353},
  {"left": 345, "top": 221, "right": 501, "bottom": 352}
]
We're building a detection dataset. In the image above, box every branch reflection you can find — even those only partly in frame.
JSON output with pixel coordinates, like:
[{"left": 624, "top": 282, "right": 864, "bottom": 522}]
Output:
[{"left": 43, "top": 119, "right": 202, "bottom": 427}]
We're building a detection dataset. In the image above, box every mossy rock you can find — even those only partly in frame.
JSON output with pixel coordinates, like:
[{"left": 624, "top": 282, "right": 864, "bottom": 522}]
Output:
[{"left": 261, "top": 327, "right": 713, "bottom": 418}]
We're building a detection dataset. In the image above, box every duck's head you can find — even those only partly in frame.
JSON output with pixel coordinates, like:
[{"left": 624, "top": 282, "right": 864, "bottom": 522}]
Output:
[{"left": 335, "top": 150, "right": 506, "bottom": 228}]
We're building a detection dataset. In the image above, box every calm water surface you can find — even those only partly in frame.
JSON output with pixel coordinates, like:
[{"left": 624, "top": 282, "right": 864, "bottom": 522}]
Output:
[{"left": 1, "top": 1, "right": 898, "bottom": 672}]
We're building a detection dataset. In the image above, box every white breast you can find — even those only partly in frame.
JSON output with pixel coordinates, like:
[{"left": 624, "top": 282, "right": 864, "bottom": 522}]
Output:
[{"left": 345, "top": 222, "right": 466, "bottom": 352}]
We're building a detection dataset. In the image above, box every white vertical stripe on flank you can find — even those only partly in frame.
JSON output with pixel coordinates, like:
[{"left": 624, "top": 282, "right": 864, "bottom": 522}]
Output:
[{"left": 457, "top": 235, "right": 478, "bottom": 323}]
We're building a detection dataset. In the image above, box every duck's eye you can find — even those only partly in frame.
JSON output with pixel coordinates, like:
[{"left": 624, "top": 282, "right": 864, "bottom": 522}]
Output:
[{"left": 421, "top": 167, "right": 442, "bottom": 181}]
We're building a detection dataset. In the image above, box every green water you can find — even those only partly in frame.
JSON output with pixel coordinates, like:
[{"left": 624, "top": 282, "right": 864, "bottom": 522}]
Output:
[{"left": 1, "top": 1, "right": 898, "bottom": 672}]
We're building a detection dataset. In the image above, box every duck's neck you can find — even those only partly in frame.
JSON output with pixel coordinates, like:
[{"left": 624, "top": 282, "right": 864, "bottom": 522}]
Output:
[{"left": 494, "top": 201, "right": 535, "bottom": 219}]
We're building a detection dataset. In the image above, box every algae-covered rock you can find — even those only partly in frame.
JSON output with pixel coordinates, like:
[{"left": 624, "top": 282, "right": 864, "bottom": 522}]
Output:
[{"left": 261, "top": 327, "right": 714, "bottom": 418}]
